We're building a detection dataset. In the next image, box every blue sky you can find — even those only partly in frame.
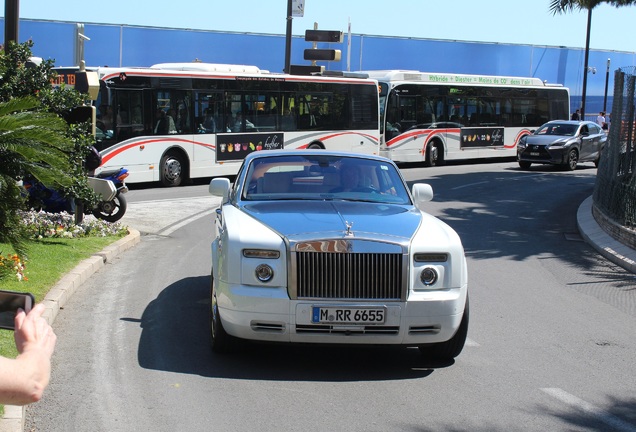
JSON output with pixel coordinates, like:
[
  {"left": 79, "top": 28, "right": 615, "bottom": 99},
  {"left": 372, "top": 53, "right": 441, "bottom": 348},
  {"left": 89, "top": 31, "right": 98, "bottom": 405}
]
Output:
[{"left": 16, "top": 0, "right": 636, "bottom": 53}]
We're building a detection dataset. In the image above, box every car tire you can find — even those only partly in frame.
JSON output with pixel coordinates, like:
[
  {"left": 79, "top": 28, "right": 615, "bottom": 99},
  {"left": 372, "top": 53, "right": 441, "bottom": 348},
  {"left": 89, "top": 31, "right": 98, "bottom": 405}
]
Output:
[
  {"left": 420, "top": 297, "right": 469, "bottom": 361},
  {"left": 518, "top": 161, "right": 532, "bottom": 170},
  {"left": 160, "top": 150, "right": 185, "bottom": 187},
  {"left": 210, "top": 272, "right": 235, "bottom": 354},
  {"left": 564, "top": 149, "right": 578, "bottom": 171}
]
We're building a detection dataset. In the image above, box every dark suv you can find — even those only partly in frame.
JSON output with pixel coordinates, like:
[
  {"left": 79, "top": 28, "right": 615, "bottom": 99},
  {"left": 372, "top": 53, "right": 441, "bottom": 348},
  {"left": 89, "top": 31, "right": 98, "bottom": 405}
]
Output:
[{"left": 517, "top": 120, "right": 606, "bottom": 170}]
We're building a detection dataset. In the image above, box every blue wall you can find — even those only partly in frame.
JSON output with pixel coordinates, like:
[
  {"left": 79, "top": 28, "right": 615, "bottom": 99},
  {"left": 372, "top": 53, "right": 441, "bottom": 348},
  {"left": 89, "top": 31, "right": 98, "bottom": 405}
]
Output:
[{"left": 6, "top": 18, "right": 636, "bottom": 115}]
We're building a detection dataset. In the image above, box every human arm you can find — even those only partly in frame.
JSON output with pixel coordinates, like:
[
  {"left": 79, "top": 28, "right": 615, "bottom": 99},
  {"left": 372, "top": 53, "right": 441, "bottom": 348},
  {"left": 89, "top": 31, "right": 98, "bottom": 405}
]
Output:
[{"left": 0, "top": 303, "right": 57, "bottom": 405}]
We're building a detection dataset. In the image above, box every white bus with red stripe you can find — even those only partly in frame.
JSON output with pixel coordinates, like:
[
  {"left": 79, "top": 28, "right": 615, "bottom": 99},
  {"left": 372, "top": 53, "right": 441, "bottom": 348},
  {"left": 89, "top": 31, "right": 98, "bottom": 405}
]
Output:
[
  {"left": 59, "top": 63, "right": 380, "bottom": 186},
  {"left": 364, "top": 70, "right": 570, "bottom": 166}
]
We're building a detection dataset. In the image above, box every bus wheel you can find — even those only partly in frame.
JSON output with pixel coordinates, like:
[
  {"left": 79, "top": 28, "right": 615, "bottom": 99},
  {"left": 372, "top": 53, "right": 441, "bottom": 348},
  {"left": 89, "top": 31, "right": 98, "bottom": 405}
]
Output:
[
  {"left": 424, "top": 142, "right": 443, "bottom": 167},
  {"left": 307, "top": 143, "right": 323, "bottom": 149},
  {"left": 161, "top": 151, "right": 184, "bottom": 187}
]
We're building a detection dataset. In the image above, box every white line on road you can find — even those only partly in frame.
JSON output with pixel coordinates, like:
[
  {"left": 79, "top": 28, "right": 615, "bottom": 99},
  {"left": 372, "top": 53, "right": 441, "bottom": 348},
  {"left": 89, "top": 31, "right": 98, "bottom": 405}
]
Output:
[
  {"left": 157, "top": 208, "right": 215, "bottom": 236},
  {"left": 541, "top": 387, "right": 636, "bottom": 432}
]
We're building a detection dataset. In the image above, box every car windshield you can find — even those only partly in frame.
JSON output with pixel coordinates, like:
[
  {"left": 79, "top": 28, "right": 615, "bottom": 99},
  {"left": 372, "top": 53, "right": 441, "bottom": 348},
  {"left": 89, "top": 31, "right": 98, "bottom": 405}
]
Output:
[
  {"left": 242, "top": 154, "right": 411, "bottom": 204},
  {"left": 535, "top": 123, "right": 577, "bottom": 136}
]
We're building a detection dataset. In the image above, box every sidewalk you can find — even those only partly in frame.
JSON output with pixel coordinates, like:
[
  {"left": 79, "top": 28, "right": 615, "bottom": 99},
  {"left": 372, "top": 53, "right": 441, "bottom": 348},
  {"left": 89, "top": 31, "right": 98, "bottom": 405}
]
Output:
[
  {"left": 577, "top": 196, "right": 636, "bottom": 274},
  {"left": 0, "top": 228, "right": 140, "bottom": 432}
]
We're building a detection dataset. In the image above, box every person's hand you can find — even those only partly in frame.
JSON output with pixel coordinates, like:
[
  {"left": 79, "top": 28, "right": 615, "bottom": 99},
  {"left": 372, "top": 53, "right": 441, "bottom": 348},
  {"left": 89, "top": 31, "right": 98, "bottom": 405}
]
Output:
[{"left": 14, "top": 303, "right": 57, "bottom": 359}]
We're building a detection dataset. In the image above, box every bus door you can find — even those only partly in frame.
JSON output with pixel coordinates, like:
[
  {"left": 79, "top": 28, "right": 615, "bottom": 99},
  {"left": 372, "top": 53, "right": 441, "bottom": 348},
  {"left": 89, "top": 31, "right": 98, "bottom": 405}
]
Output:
[
  {"left": 386, "top": 86, "right": 435, "bottom": 162},
  {"left": 193, "top": 90, "right": 223, "bottom": 165}
]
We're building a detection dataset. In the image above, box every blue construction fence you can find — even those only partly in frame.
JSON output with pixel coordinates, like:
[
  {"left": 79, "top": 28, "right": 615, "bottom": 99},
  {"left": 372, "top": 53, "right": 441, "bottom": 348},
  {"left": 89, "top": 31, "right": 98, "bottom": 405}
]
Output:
[{"left": 4, "top": 18, "right": 636, "bottom": 116}]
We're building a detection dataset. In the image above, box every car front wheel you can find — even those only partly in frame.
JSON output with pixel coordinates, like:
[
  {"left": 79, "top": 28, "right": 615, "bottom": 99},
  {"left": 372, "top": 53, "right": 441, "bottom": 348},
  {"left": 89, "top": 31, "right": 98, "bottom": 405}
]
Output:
[
  {"left": 210, "top": 272, "right": 234, "bottom": 353},
  {"left": 420, "top": 297, "right": 469, "bottom": 361},
  {"left": 518, "top": 161, "right": 532, "bottom": 170},
  {"left": 564, "top": 149, "right": 579, "bottom": 171}
]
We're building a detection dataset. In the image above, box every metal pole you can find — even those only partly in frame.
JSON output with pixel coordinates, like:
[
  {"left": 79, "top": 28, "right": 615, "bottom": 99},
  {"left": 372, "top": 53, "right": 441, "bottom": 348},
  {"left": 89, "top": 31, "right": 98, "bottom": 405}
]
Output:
[
  {"left": 4, "top": 0, "right": 19, "bottom": 45},
  {"left": 603, "top": 58, "right": 611, "bottom": 113},
  {"left": 284, "top": 0, "right": 293, "bottom": 73},
  {"left": 580, "top": 8, "right": 592, "bottom": 119}
]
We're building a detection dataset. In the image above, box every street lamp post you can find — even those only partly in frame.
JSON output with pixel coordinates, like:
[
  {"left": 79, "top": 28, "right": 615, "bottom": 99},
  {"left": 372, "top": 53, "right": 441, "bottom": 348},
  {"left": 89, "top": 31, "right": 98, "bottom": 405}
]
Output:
[
  {"left": 580, "top": 8, "right": 593, "bottom": 120},
  {"left": 603, "top": 58, "right": 611, "bottom": 113}
]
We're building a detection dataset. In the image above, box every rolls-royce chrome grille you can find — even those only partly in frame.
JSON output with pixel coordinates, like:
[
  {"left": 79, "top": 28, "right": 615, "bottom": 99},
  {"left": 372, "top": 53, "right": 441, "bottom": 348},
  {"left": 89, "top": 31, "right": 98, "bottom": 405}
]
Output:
[{"left": 295, "top": 252, "right": 404, "bottom": 300}]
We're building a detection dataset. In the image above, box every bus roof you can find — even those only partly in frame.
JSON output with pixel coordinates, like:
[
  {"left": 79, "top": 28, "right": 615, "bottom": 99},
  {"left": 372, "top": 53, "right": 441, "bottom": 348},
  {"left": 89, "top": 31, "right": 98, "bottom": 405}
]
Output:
[
  {"left": 361, "top": 70, "right": 560, "bottom": 88},
  {"left": 151, "top": 62, "right": 265, "bottom": 74}
]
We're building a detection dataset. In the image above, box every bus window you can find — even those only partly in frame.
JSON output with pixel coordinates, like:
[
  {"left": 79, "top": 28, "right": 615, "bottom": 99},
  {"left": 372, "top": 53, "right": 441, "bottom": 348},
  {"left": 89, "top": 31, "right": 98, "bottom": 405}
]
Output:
[
  {"left": 195, "top": 91, "right": 223, "bottom": 133},
  {"left": 297, "top": 94, "right": 333, "bottom": 131},
  {"left": 152, "top": 90, "right": 189, "bottom": 135},
  {"left": 281, "top": 94, "right": 297, "bottom": 131}
]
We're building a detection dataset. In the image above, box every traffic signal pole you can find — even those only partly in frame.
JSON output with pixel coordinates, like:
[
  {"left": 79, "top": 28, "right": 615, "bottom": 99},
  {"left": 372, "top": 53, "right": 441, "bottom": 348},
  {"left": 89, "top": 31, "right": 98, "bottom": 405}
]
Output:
[
  {"left": 4, "top": 0, "right": 19, "bottom": 45},
  {"left": 284, "top": 0, "right": 293, "bottom": 73}
]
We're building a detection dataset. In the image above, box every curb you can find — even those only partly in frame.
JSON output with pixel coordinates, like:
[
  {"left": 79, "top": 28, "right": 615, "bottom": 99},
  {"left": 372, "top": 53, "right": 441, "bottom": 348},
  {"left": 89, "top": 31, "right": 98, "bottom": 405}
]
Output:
[
  {"left": 577, "top": 196, "right": 636, "bottom": 274},
  {"left": 1, "top": 228, "right": 141, "bottom": 432}
]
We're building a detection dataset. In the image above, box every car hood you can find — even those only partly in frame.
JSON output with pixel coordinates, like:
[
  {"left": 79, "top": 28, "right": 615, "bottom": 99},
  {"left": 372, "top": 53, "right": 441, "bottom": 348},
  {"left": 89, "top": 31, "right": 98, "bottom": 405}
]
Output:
[
  {"left": 525, "top": 135, "right": 572, "bottom": 145},
  {"left": 241, "top": 200, "right": 422, "bottom": 241}
]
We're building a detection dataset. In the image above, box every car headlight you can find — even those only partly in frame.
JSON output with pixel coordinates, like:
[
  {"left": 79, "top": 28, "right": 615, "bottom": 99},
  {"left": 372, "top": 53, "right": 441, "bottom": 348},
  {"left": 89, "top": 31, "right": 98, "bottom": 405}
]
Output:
[
  {"left": 420, "top": 267, "right": 439, "bottom": 286},
  {"left": 255, "top": 264, "right": 275, "bottom": 282}
]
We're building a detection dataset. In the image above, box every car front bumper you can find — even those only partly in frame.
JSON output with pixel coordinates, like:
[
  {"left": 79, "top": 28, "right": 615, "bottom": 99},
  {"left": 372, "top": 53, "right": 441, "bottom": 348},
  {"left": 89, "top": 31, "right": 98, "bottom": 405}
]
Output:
[
  {"left": 216, "top": 280, "right": 466, "bottom": 346},
  {"left": 517, "top": 146, "right": 569, "bottom": 165}
]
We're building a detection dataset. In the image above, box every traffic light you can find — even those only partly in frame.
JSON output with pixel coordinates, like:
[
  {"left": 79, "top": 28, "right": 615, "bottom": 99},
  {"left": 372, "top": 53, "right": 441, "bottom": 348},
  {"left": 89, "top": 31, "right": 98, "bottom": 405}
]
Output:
[
  {"left": 74, "top": 70, "right": 100, "bottom": 101},
  {"left": 63, "top": 106, "right": 97, "bottom": 136},
  {"left": 304, "top": 49, "right": 342, "bottom": 62},
  {"left": 304, "top": 30, "right": 343, "bottom": 43}
]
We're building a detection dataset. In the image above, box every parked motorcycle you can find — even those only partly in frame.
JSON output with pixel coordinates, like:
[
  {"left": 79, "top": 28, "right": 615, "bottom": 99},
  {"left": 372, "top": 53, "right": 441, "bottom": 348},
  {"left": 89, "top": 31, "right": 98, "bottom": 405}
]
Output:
[
  {"left": 90, "top": 167, "right": 129, "bottom": 222},
  {"left": 22, "top": 167, "right": 129, "bottom": 223}
]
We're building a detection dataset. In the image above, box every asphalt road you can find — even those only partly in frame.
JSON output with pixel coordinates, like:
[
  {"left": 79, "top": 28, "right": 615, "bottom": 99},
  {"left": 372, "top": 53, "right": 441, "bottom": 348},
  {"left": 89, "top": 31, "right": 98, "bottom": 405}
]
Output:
[{"left": 26, "top": 160, "right": 636, "bottom": 432}]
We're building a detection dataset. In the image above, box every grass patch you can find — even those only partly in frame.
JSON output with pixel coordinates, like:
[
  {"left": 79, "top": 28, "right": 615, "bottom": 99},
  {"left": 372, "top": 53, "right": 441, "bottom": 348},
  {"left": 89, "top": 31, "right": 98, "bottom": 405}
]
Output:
[{"left": 0, "top": 214, "right": 126, "bottom": 415}]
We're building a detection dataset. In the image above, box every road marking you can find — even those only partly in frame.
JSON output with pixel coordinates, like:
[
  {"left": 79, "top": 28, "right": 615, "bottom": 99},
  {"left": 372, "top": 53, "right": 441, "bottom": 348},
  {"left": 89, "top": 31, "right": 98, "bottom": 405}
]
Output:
[
  {"left": 450, "top": 173, "right": 545, "bottom": 190},
  {"left": 121, "top": 196, "right": 221, "bottom": 235},
  {"left": 541, "top": 388, "right": 636, "bottom": 432},
  {"left": 157, "top": 208, "right": 215, "bottom": 236},
  {"left": 451, "top": 181, "right": 489, "bottom": 190},
  {"left": 465, "top": 338, "right": 480, "bottom": 347}
]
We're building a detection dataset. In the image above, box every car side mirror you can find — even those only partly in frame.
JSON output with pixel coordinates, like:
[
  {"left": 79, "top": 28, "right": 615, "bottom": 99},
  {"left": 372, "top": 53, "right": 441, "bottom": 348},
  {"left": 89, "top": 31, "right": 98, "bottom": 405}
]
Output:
[
  {"left": 209, "top": 178, "right": 231, "bottom": 203},
  {"left": 412, "top": 183, "right": 434, "bottom": 211}
]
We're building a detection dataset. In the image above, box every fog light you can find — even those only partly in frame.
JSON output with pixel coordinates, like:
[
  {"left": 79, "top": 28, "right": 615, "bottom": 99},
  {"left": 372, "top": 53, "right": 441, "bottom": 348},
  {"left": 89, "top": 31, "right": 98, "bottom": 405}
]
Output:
[
  {"left": 255, "top": 264, "right": 274, "bottom": 282},
  {"left": 420, "top": 267, "right": 438, "bottom": 286}
]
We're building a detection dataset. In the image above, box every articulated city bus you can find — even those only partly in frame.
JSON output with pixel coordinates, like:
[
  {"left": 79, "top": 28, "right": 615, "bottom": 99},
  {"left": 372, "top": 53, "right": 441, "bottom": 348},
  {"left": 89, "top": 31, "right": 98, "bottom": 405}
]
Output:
[
  {"left": 55, "top": 63, "right": 380, "bottom": 186},
  {"left": 364, "top": 70, "right": 570, "bottom": 165}
]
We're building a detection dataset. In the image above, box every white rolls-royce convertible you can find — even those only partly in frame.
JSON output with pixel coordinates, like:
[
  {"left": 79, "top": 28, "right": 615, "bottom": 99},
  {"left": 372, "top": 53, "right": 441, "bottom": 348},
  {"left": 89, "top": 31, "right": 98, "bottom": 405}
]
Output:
[{"left": 209, "top": 150, "right": 468, "bottom": 360}]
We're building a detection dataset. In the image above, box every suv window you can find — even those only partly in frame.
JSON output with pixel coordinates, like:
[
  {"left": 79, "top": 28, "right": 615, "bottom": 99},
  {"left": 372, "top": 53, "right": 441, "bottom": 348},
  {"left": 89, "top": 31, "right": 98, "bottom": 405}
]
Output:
[{"left": 588, "top": 124, "right": 601, "bottom": 135}]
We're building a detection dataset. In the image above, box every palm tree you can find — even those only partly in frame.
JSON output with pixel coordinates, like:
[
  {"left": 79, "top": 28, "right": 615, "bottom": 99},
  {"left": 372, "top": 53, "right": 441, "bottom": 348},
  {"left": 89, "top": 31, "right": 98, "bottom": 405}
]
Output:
[
  {"left": 0, "top": 96, "right": 74, "bottom": 262},
  {"left": 549, "top": 0, "right": 636, "bottom": 119}
]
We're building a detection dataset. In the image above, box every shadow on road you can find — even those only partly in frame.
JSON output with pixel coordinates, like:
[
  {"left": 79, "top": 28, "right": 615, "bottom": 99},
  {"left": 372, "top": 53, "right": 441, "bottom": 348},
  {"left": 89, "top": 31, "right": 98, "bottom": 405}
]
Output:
[{"left": 134, "top": 275, "right": 448, "bottom": 381}]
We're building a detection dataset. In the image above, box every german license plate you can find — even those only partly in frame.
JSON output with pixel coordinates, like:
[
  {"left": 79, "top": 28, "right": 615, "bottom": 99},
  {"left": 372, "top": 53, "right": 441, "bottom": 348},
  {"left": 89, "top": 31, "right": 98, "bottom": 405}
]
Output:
[{"left": 311, "top": 306, "right": 386, "bottom": 324}]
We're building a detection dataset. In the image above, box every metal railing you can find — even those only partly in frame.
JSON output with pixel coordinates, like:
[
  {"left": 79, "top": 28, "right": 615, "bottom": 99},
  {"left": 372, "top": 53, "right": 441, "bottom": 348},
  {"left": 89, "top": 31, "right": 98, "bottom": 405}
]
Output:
[{"left": 593, "top": 67, "right": 636, "bottom": 228}]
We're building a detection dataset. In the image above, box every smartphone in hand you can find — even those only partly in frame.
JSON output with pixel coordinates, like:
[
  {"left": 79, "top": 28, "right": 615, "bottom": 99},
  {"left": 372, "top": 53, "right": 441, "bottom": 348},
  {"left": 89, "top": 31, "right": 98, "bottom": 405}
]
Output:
[{"left": 0, "top": 290, "right": 35, "bottom": 330}]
